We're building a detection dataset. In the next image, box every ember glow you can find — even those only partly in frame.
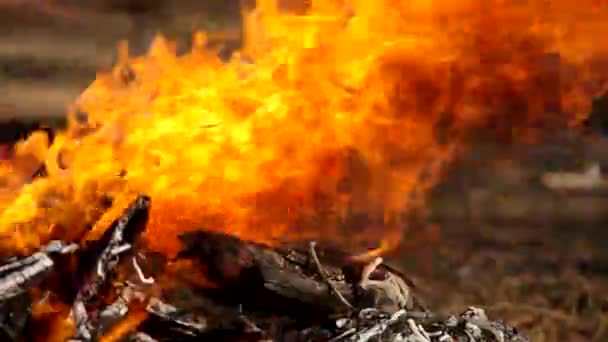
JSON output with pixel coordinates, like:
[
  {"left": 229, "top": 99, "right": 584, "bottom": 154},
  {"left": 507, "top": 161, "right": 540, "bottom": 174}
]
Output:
[{"left": 0, "top": 0, "right": 607, "bottom": 258}]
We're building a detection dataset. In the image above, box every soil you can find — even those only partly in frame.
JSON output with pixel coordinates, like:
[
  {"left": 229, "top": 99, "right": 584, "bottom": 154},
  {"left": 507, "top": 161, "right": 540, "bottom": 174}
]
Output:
[{"left": 398, "top": 218, "right": 608, "bottom": 341}]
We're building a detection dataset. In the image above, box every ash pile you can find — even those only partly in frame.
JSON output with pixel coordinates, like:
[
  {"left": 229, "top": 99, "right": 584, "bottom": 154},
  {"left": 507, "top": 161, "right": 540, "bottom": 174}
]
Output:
[{"left": 0, "top": 194, "right": 527, "bottom": 342}]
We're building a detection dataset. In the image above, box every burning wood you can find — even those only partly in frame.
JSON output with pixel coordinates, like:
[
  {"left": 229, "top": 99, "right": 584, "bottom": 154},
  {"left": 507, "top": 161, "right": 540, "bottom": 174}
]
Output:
[
  {"left": 70, "top": 194, "right": 150, "bottom": 341},
  {"left": 0, "top": 200, "right": 528, "bottom": 341},
  {"left": 0, "top": 241, "right": 77, "bottom": 304},
  {"left": 0, "top": 240, "right": 76, "bottom": 340}
]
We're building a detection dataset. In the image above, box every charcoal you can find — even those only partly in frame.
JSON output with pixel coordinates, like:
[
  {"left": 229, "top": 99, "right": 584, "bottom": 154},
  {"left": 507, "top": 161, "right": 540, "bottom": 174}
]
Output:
[
  {"left": 0, "top": 216, "right": 528, "bottom": 341},
  {"left": 69, "top": 194, "right": 151, "bottom": 341},
  {"left": 95, "top": 283, "right": 144, "bottom": 336},
  {"left": 144, "top": 297, "right": 208, "bottom": 336},
  {"left": 321, "top": 307, "right": 529, "bottom": 342},
  {"left": 167, "top": 235, "right": 526, "bottom": 341},
  {"left": 0, "top": 256, "right": 52, "bottom": 304},
  {"left": 0, "top": 241, "right": 76, "bottom": 340},
  {"left": 0, "top": 293, "right": 31, "bottom": 341},
  {"left": 0, "top": 240, "right": 77, "bottom": 303},
  {"left": 177, "top": 231, "right": 353, "bottom": 315},
  {"left": 139, "top": 294, "right": 270, "bottom": 341},
  {"left": 97, "top": 295, "right": 130, "bottom": 332},
  {"left": 128, "top": 332, "right": 159, "bottom": 342},
  {"left": 134, "top": 295, "right": 527, "bottom": 342},
  {"left": 177, "top": 232, "right": 415, "bottom": 316},
  {"left": 588, "top": 90, "right": 608, "bottom": 136},
  {"left": 137, "top": 300, "right": 212, "bottom": 340}
]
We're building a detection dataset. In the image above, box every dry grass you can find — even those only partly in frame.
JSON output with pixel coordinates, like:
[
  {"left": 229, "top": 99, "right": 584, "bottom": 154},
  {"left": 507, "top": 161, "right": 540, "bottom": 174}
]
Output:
[
  {"left": 400, "top": 204, "right": 608, "bottom": 341},
  {"left": 412, "top": 150, "right": 608, "bottom": 341}
]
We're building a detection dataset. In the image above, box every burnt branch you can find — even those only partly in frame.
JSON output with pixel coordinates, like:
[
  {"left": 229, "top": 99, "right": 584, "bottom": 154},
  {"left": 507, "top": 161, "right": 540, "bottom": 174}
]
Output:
[
  {"left": 322, "top": 306, "right": 527, "bottom": 342},
  {"left": 69, "top": 194, "right": 151, "bottom": 341},
  {"left": 309, "top": 241, "right": 354, "bottom": 310},
  {"left": 0, "top": 241, "right": 77, "bottom": 303},
  {"left": 0, "top": 210, "right": 528, "bottom": 341}
]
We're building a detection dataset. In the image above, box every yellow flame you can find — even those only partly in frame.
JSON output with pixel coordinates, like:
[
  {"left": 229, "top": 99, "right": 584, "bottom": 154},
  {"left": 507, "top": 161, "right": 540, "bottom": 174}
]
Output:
[{"left": 0, "top": 0, "right": 606, "bottom": 257}]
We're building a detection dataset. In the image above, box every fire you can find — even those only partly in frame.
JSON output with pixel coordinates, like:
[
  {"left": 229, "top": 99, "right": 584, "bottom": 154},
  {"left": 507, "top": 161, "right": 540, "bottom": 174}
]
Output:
[{"left": 0, "top": 0, "right": 607, "bottom": 258}]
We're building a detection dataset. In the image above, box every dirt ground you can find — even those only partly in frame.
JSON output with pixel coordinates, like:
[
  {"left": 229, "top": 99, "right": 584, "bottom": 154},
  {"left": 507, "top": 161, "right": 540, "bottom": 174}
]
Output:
[
  {"left": 387, "top": 145, "right": 608, "bottom": 341},
  {"left": 399, "top": 213, "right": 608, "bottom": 341}
]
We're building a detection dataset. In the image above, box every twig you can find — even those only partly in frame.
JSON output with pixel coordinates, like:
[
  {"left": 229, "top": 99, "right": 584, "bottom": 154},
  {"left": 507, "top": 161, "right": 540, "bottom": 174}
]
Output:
[
  {"left": 592, "top": 314, "right": 608, "bottom": 342},
  {"left": 131, "top": 257, "right": 154, "bottom": 284},
  {"left": 235, "top": 304, "right": 263, "bottom": 334},
  {"left": 464, "top": 329, "right": 476, "bottom": 342},
  {"left": 471, "top": 319, "right": 504, "bottom": 342},
  {"left": 145, "top": 298, "right": 207, "bottom": 335},
  {"left": 417, "top": 322, "right": 432, "bottom": 340},
  {"left": 129, "top": 332, "right": 158, "bottom": 342},
  {"left": 359, "top": 257, "right": 383, "bottom": 286},
  {"left": 404, "top": 311, "right": 441, "bottom": 321},
  {"left": 309, "top": 241, "right": 354, "bottom": 310},
  {"left": 352, "top": 309, "right": 408, "bottom": 341},
  {"left": 438, "top": 334, "right": 452, "bottom": 342},
  {"left": 329, "top": 328, "right": 357, "bottom": 342},
  {"left": 69, "top": 194, "right": 151, "bottom": 341},
  {"left": 407, "top": 319, "right": 431, "bottom": 342}
]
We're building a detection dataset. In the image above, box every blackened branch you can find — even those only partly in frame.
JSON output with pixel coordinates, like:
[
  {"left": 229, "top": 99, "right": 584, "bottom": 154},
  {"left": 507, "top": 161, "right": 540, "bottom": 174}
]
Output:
[
  {"left": 69, "top": 194, "right": 151, "bottom": 341},
  {"left": 309, "top": 241, "right": 355, "bottom": 310}
]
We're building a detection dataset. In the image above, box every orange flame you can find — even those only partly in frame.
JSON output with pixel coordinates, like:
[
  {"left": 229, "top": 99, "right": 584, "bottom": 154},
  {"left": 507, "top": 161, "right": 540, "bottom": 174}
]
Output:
[{"left": 0, "top": 0, "right": 607, "bottom": 257}]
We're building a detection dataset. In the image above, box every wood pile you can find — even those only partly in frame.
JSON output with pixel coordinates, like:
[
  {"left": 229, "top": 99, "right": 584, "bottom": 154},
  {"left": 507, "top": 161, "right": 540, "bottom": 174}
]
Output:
[{"left": 0, "top": 194, "right": 529, "bottom": 341}]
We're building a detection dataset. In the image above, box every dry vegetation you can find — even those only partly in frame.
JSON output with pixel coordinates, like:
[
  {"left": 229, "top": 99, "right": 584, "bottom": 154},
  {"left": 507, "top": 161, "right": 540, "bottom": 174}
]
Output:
[{"left": 419, "top": 150, "right": 608, "bottom": 341}]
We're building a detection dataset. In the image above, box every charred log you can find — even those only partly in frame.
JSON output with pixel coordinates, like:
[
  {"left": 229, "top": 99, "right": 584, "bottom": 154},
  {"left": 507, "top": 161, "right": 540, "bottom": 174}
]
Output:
[
  {"left": 178, "top": 232, "right": 352, "bottom": 313},
  {"left": 69, "top": 194, "right": 151, "bottom": 341},
  {"left": 0, "top": 241, "right": 77, "bottom": 303},
  {"left": 130, "top": 291, "right": 527, "bottom": 342},
  {"left": 127, "top": 332, "right": 159, "bottom": 342},
  {"left": 0, "top": 211, "right": 528, "bottom": 341},
  {"left": 292, "top": 306, "right": 528, "bottom": 342},
  {"left": 0, "top": 241, "right": 77, "bottom": 341},
  {"left": 175, "top": 232, "right": 415, "bottom": 324},
  {"left": 0, "top": 293, "right": 30, "bottom": 342}
]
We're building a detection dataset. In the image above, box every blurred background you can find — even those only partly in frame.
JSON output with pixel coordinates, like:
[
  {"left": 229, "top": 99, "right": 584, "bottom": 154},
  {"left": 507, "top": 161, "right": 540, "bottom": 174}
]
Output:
[
  {"left": 0, "top": 0, "right": 242, "bottom": 136},
  {"left": 1, "top": 1, "right": 607, "bottom": 340}
]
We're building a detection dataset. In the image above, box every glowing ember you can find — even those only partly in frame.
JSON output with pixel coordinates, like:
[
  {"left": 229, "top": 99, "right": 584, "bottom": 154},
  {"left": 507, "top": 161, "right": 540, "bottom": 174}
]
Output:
[{"left": 0, "top": 0, "right": 607, "bottom": 258}]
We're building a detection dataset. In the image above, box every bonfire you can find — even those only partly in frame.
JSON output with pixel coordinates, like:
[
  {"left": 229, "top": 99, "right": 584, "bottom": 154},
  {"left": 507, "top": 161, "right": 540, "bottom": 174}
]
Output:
[{"left": 0, "top": 0, "right": 606, "bottom": 341}]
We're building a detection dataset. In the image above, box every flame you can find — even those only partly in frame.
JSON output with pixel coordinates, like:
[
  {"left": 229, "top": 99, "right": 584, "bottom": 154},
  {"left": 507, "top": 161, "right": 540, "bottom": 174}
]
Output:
[
  {"left": 99, "top": 310, "right": 148, "bottom": 342},
  {"left": 30, "top": 298, "right": 75, "bottom": 342},
  {"left": 0, "top": 0, "right": 607, "bottom": 257}
]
